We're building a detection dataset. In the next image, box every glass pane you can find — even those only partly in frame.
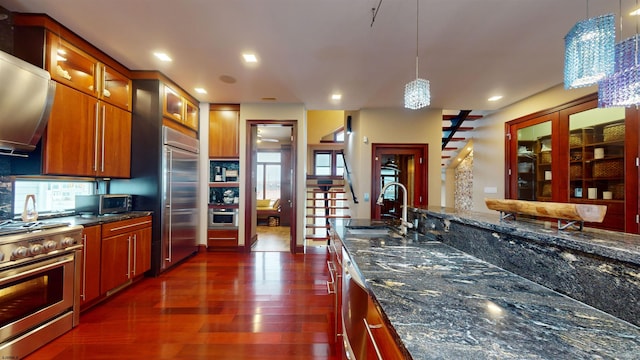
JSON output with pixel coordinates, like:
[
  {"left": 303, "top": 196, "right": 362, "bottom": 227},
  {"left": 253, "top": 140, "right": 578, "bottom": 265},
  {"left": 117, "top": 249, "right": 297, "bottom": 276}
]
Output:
[
  {"left": 256, "top": 165, "right": 265, "bottom": 199},
  {"left": 315, "top": 153, "right": 331, "bottom": 175},
  {"left": 14, "top": 180, "right": 94, "bottom": 216},
  {"left": 264, "top": 164, "right": 281, "bottom": 200},
  {"left": 257, "top": 152, "right": 281, "bottom": 163},
  {"left": 569, "top": 107, "right": 625, "bottom": 201},
  {"left": 336, "top": 153, "right": 345, "bottom": 176},
  {"left": 516, "top": 122, "right": 551, "bottom": 200}
]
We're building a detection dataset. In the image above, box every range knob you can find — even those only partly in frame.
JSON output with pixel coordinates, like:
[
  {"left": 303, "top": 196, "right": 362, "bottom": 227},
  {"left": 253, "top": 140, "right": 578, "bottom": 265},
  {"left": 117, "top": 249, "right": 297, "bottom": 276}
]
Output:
[
  {"left": 44, "top": 240, "right": 58, "bottom": 252},
  {"left": 29, "top": 244, "right": 44, "bottom": 256},
  {"left": 13, "top": 246, "right": 29, "bottom": 259},
  {"left": 61, "top": 237, "right": 75, "bottom": 247}
]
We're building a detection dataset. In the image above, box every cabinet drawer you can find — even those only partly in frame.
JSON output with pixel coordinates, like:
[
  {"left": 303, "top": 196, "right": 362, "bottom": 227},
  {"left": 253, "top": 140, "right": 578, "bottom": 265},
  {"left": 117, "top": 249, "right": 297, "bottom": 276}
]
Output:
[{"left": 102, "top": 216, "right": 152, "bottom": 237}]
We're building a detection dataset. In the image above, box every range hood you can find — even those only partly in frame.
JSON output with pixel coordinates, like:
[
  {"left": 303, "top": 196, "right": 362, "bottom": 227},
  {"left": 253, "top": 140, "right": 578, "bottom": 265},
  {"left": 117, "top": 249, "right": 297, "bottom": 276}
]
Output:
[{"left": 0, "top": 49, "right": 56, "bottom": 155}]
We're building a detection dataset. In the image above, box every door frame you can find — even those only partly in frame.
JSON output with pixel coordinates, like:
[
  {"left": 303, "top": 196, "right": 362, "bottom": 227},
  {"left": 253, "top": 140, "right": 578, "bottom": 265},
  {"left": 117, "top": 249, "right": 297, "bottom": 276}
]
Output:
[
  {"left": 370, "top": 143, "right": 428, "bottom": 220},
  {"left": 244, "top": 120, "right": 298, "bottom": 253}
]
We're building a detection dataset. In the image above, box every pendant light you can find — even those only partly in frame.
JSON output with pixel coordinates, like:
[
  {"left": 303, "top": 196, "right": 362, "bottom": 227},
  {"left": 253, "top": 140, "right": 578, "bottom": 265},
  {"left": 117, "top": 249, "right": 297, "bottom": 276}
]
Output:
[
  {"left": 564, "top": 0, "right": 615, "bottom": 89},
  {"left": 599, "top": 0, "right": 640, "bottom": 107},
  {"left": 404, "top": 0, "right": 430, "bottom": 109}
]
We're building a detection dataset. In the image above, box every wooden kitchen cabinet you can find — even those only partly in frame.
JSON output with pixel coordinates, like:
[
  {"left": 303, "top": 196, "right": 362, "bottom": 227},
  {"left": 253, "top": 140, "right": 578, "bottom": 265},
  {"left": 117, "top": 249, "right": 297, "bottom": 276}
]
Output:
[
  {"left": 12, "top": 16, "right": 133, "bottom": 178},
  {"left": 100, "top": 216, "right": 152, "bottom": 295},
  {"left": 46, "top": 32, "right": 131, "bottom": 111},
  {"left": 80, "top": 225, "right": 101, "bottom": 309},
  {"left": 207, "top": 229, "right": 238, "bottom": 251},
  {"left": 163, "top": 85, "right": 199, "bottom": 131},
  {"left": 209, "top": 104, "right": 240, "bottom": 158},
  {"left": 42, "top": 84, "right": 131, "bottom": 177}
]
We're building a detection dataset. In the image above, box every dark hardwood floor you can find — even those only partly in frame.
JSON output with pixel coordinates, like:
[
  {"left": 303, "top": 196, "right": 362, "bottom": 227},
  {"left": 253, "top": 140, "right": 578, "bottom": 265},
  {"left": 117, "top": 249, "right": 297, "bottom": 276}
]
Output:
[{"left": 26, "top": 248, "right": 339, "bottom": 360}]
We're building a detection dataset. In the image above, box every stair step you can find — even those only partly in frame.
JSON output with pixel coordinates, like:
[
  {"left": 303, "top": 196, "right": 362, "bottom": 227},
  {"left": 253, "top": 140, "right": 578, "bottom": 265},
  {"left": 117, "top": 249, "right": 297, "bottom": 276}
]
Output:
[
  {"left": 306, "top": 206, "right": 350, "bottom": 210},
  {"left": 305, "top": 235, "right": 329, "bottom": 241},
  {"left": 305, "top": 224, "right": 330, "bottom": 229},
  {"left": 305, "top": 214, "right": 351, "bottom": 219}
]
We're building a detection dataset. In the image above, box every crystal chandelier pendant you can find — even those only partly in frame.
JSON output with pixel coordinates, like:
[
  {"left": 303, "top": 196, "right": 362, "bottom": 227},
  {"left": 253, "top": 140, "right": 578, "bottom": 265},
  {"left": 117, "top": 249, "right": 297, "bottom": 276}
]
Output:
[
  {"left": 404, "top": 78, "right": 430, "bottom": 110},
  {"left": 564, "top": 13, "right": 615, "bottom": 89},
  {"left": 598, "top": 34, "right": 640, "bottom": 107}
]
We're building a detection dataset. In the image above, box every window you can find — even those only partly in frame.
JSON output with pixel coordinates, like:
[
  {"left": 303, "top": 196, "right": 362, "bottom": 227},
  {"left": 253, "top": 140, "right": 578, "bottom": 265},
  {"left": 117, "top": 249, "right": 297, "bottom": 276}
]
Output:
[
  {"left": 314, "top": 150, "right": 344, "bottom": 176},
  {"left": 257, "top": 152, "right": 281, "bottom": 200},
  {"left": 13, "top": 179, "right": 94, "bottom": 216}
]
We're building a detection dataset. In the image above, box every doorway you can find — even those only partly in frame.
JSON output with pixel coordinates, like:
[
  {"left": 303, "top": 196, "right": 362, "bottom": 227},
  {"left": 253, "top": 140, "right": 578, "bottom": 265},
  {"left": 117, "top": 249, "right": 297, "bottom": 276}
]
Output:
[
  {"left": 371, "top": 144, "right": 428, "bottom": 220},
  {"left": 245, "top": 121, "right": 297, "bottom": 253}
]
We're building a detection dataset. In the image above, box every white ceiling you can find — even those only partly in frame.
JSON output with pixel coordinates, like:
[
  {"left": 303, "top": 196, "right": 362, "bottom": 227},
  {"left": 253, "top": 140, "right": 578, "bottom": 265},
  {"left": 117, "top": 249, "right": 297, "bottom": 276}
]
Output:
[{"left": 0, "top": 0, "right": 635, "bottom": 112}]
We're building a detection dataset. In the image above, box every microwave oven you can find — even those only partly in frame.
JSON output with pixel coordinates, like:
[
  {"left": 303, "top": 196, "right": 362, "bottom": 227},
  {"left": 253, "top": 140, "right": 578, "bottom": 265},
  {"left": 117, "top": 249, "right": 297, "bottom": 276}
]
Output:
[
  {"left": 75, "top": 194, "right": 132, "bottom": 215},
  {"left": 208, "top": 208, "right": 238, "bottom": 227}
]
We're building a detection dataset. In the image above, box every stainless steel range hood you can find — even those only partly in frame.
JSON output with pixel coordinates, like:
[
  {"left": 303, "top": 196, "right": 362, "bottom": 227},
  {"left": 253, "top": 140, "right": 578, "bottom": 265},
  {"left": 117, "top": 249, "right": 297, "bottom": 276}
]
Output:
[{"left": 0, "top": 49, "right": 56, "bottom": 155}]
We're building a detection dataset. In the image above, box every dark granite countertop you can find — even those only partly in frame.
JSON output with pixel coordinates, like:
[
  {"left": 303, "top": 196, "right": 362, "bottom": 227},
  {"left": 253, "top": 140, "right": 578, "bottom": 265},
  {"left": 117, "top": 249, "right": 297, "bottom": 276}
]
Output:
[
  {"left": 416, "top": 206, "right": 640, "bottom": 266},
  {"left": 332, "top": 218, "right": 640, "bottom": 359},
  {"left": 39, "top": 211, "right": 153, "bottom": 227}
]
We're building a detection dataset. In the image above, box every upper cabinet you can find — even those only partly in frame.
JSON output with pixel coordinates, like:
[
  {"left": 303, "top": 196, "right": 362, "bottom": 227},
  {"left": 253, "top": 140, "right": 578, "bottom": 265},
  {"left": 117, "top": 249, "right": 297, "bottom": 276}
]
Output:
[
  {"left": 209, "top": 104, "right": 240, "bottom": 158},
  {"left": 47, "top": 32, "right": 131, "bottom": 111},
  {"left": 163, "top": 85, "right": 199, "bottom": 131},
  {"left": 506, "top": 95, "right": 639, "bottom": 233},
  {"left": 12, "top": 15, "right": 132, "bottom": 177}
]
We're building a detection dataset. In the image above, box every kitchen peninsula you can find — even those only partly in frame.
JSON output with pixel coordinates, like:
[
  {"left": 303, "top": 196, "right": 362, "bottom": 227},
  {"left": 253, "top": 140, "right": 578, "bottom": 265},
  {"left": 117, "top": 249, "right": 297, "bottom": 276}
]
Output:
[{"left": 331, "top": 218, "right": 640, "bottom": 359}]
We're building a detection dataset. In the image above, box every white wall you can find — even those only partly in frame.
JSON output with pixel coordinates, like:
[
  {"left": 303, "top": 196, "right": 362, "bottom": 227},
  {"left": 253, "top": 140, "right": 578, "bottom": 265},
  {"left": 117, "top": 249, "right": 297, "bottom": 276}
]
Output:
[
  {"left": 198, "top": 103, "right": 210, "bottom": 246},
  {"left": 469, "top": 84, "right": 595, "bottom": 213},
  {"left": 346, "top": 107, "right": 442, "bottom": 219},
  {"left": 239, "top": 103, "right": 307, "bottom": 247}
]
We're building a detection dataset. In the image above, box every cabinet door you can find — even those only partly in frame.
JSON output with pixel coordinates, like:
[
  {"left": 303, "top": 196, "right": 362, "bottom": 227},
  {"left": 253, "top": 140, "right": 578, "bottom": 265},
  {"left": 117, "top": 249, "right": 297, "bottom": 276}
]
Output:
[
  {"left": 101, "top": 65, "right": 131, "bottom": 111},
  {"left": 163, "top": 86, "right": 184, "bottom": 122},
  {"left": 132, "top": 226, "right": 152, "bottom": 276},
  {"left": 99, "top": 101, "right": 131, "bottom": 178},
  {"left": 42, "top": 84, "right": 97, "bottom": 176},
  {"left": 185, "top": 100, "right": 199, "bottom": 130},
  {"left": 207, "top": 229, "right": 238, "bottom": 249},
  {"left": 81, "top": 225, "right": 101, "bottom": 307},
  {"left": 209, "top": 106, "right": 239, "bottom": 158},
  {"left": 100, "top": 232, "right": 131, "bottom": 295},
  {"left": 47, "top": 32, "right": 98, "bottom": 97}
]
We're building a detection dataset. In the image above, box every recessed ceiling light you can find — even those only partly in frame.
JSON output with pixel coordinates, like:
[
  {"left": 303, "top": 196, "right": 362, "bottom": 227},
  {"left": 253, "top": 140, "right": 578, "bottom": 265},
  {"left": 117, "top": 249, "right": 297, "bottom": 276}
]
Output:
[
  {"left": 195, "top": 88, "right": 207, "bottom": 94},
  {"left": 488, "top": 95, "right": 503, "bottom": 102},
  {"left": 631, "top": 8, "right": 640, "bottom": 16},
  {"left": 331, "top": 94, "right": 342, "bottom": 100},
  {"left": 154, "top": 52, "right": 172, "bottom": 62},
  {"left": 242, "top": 53, "right": 258, "bottom": 63}
]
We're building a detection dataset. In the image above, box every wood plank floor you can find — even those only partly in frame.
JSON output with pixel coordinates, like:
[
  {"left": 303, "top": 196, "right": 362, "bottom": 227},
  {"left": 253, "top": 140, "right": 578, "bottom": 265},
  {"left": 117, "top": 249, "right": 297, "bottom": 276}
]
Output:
[{"left": 26, "top": 249, "right": 339, "bottom": 360}]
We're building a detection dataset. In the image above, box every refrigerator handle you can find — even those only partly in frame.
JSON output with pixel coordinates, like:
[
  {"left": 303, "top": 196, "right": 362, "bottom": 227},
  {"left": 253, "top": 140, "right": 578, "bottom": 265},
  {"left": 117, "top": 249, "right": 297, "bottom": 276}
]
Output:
[{"left": 165, "top": 147, "right": 173, "bottom": 263}]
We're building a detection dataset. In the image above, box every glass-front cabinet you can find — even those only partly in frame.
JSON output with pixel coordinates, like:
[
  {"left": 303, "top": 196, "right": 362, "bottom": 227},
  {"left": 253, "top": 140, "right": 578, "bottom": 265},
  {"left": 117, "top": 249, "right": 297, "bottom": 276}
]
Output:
[{"left": 506, "top": 95, "right": 639, "bottom": 233}]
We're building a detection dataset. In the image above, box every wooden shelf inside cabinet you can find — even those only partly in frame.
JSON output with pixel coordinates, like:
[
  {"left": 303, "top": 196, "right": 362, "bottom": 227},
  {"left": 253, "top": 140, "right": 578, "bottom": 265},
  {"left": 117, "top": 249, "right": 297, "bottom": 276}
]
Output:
[{"left": 209, "top": 182, "right": 239, "bottom": 187}]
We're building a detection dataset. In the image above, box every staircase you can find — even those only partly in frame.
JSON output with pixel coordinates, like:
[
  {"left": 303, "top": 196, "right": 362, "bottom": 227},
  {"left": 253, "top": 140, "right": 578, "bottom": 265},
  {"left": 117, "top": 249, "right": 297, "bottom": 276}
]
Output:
[{"left": 305, "top": 176, "right": 351, "bottom": 246}]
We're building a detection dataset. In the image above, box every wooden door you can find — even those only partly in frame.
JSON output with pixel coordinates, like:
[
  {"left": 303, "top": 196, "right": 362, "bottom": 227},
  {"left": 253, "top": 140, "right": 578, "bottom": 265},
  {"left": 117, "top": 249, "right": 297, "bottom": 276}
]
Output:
[
  {"left": 209, "top": 104, "right": 240, "bottom": 158},
  {"left": 99, "top": 101, "right": 131, "bottom": 178},
  {"left": 133, "top": 226, "right": 152, "bottom": 276},
  {"left": 42, "top": 84, "right": 96, "bottom": 176},
  {"left": 81, "top": 225, "right": 101, "bottom": 307},
  {"left": 371, "top": 144, "right": 428, "bottom": 220},
  {"left": 280, "top": 144, "right": 292, "bottom": 226},
  {"left": 100, "top": 233, "right": 131, "bottom": 295}
]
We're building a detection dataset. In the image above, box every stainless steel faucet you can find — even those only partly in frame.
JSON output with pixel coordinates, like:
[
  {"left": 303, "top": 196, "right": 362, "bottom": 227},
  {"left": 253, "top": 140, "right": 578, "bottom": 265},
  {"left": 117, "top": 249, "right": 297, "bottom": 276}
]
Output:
[{"left": 376, "top": 182, "right": 413, "bottom": 236}]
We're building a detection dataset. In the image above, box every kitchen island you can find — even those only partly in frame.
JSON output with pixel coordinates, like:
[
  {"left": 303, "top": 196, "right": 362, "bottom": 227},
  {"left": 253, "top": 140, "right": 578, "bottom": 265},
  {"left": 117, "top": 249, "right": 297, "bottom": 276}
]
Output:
[{"left": 332, "top": 218, "right": 640, "bottom": 359}]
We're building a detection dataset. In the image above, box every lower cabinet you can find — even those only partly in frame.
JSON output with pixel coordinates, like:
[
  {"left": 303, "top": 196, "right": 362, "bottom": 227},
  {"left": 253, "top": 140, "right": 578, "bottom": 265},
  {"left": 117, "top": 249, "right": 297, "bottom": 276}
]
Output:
[
  {"left": 207, "top": 228, "right": 238, "bottom": 251},
  {"left": 100, "top": 216, "right": 152, "bottom": 296},
  {"left": 80, "top": 225, "right": 101, "bottom": 309},
  {"left": 341, "top": 246, "right": 404, "bottom": 360}
]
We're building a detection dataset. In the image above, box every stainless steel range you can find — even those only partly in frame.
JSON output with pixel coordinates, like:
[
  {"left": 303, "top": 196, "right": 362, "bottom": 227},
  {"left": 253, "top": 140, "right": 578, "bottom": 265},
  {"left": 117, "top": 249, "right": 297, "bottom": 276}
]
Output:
[{"left": 0, "top": 220, "right": 83, "bottom": 359}]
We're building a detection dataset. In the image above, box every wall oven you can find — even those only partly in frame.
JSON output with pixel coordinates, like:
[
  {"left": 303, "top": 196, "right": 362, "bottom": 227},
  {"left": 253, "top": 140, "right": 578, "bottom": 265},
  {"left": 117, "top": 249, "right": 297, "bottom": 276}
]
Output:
[
  {"left": 208, "top": 208, "right": 238, "bottom": 227},
  {"left": 0, "top": 221, "right": 83, "bottom": 358}
]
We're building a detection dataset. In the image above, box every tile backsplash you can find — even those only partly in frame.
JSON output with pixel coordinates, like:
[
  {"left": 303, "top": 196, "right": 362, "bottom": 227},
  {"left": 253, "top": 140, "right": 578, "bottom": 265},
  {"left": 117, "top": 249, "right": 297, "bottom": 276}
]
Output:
[{"left": 0, "top": 176, "right": 13, "bottom": 220}]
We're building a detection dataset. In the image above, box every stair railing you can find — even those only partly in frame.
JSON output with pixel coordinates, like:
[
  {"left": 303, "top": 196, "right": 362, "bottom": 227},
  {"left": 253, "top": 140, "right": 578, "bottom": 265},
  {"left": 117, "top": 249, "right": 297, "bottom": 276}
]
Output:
[{"left": 340, "top": 153, "right": 358, "bottom": 204}]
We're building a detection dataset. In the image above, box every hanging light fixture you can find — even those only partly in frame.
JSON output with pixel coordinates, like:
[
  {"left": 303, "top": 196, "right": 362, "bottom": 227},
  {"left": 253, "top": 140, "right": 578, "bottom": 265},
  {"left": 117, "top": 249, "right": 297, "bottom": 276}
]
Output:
[
  {"left": 404, "top": 0, "right": 430, "bottom": 109},
  {"left": 599, "top": 0, "right": 640, "bottom": 107},
  {"left": 564, "top": 0, "right": 615, "bottom": 89}
]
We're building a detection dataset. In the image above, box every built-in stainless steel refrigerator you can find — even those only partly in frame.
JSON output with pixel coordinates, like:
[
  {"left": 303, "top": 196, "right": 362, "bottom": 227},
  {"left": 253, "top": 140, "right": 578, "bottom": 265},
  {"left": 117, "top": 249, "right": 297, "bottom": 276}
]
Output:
[
  {"left": 161, "top": 126, "right": 198, "bottom": 272},
  {"left": 111, "top": 78, "right": 199, "bottom": 276}
]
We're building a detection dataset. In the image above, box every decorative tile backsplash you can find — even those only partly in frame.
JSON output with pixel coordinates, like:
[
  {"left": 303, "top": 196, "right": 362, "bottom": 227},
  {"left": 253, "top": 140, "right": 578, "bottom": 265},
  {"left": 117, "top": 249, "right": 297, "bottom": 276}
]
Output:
[
  {"left": 454, "top": 151, "right": 473, "bottom": 211},
  {"left": 0, "top": 176, "right": 13, "bottom": 220}
]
